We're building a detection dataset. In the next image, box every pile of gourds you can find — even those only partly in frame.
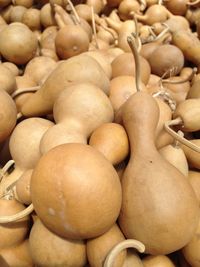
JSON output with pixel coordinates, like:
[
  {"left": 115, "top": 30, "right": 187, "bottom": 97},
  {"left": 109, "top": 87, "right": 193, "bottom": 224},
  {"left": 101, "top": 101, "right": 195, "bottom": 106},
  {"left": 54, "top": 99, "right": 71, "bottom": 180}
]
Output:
[{"left": 0, "top": 0, "right": 200, "bottom": 266}]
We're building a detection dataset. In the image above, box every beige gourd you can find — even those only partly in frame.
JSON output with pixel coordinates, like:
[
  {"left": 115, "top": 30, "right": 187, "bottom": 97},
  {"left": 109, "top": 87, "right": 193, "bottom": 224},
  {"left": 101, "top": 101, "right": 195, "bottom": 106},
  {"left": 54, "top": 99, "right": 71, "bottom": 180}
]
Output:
[
  {"left": 87, "top": 224, "right": 126, "bottom": 267},
  {"left": 0, "top": 118, "right": 54, "bottom": 198},
  {"left": 21, "top": 54, "right": 110, "bottom": 117},
  {"left": 181, "top": 139, "right": 200, "bottom": 170},
  {"left": 0, "top": 64, "right": 17, "bottom": 94},
  {"left": 29, "top": 218, "right": 87, "bottom": 267},
  {"left": 40, "top": 82, "right": 114, "bottom": 154},
  {"left": 22, "top": 8, "right": 41, "bottom": 31},
  {"left": 89, "top": 122, "right": 129, "bottom": 165},
  {"left": 31, "top": 143, "right": 122, "bottom": 240},
  {"left": 122, "top": 250, "right": 143, "bottom": 267},
  {"left": 0, "top": 22, "right": 38, "bottom": 65},
  {"left": 118, "top": 36, "right": 200, "bottom": 255}
]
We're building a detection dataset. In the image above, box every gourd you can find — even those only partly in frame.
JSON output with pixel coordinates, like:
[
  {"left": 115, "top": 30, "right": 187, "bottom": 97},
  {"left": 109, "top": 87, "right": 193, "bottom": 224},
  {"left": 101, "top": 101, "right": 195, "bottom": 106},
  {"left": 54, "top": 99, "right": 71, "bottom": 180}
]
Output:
[
  {"left": 0, "top": 239, "right": 34, "bottom": 267},
  {"left": 118, "top": 35, "right": 199, "bottom": 255},
  {"left": 0, "top": 118, "right": 54, "bottom": 198},
  {"left": 0, "top": 64, "right": 17, "bottom": 94},
  {"left": 89, "top": 122, "right": 129, "bottom": 165},
  {"left": 31, "top": 143, "right": 122, "bottom": 240},
  {"left": 181, "top": 139, "right": 200, "bottom": 170},
  {"left": 86, "top": 224, "right": 126, "bottom": 267},
  {"left": 188, "top": 170, "right": 200, "bottom": 204},
  {"left": 29, "top": 218, "right": 87, "bottom": 267},
  {"left": 40, "top": 82, "right": 114, "bottom": 154},
  {"left": 21, "top": 54, "right": 110, "bottom": 117},
  {"left": 142, "top": 255, "right": 176, "bottom": 267}
]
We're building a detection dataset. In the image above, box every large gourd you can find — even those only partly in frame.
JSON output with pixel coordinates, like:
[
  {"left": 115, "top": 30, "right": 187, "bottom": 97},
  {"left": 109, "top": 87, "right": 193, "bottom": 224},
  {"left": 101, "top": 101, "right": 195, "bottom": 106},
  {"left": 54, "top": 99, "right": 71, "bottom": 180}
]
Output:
[{"left": 118, "top": 36, "right": 199, "bottom": 255}]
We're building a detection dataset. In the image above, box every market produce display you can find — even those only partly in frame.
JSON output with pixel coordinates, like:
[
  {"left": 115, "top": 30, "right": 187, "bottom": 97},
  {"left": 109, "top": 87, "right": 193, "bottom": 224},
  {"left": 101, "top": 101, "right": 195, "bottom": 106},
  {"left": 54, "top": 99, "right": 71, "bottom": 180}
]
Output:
[{"left": 1, "top": 0, "right": 200, "bottom": 266}]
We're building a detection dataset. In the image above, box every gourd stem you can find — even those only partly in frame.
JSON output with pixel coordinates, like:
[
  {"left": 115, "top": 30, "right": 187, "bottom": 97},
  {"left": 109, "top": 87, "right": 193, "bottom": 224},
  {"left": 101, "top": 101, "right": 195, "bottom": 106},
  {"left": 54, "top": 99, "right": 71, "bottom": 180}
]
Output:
[
  {"left": 98, "top": 24, "right": 118, "bottom": 45},
  {"left": 187, "top": 0, "right": 200, "bottom": 5},
  {"left": 162, "top": 67, "right": 197, "bottom": 84},
  {"left": 0, "top": 160, "right": 15, "bottom": 182},
  {"left": 104, "top": 239, "right": 145, "bottom": 267},
  {"left": 17, "top": 113, "right": 23, "bottom": 120},
  {"left": 91, "top": 6, "right": 99, "bottom": 49},
  {"left": 12, "top": 86, "right": 40, "bottom": 99},
  {"left": 132, "top": 15, "right": 142, "bottom": 52},
  {"left": 66, "top": 0, "right": 81, "bottom": 24},
  {"left": 0, "top": 203, "right": 34, "bottom": 223},
  {"left": 127, "top": 36, "right": 142, "bottom": 92},
  {"left": 153, "top": 23, "right": 170, "bottom": 42},
  {"left": 138, "top": 0, "right": 147, "bottom": 11},
  {"left": 164, "top": 118, "right": 200, "bottom": 153}
]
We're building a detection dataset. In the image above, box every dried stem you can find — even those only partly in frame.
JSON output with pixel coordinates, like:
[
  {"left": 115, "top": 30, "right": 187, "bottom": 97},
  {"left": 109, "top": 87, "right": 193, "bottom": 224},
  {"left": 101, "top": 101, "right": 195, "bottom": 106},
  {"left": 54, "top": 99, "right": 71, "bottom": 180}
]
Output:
[
  {"left": 66, "top": 0, "right": 81, "bottom": 24},
  {"left": 91, "top": 6, "right": 99, "bottom": 49},
  {"left": 104, "top": 239, "right": 145, "bottom": 267},
  {"left": 0, "top": 160, "right": 15, "bottom": 183},
  {"left": 132, "top": 15, "right": 142, "bottom": 52},
  {"left": 12, "top": 86, "right": 40, "bottom": 99},
  {"left": 162, "top": 67, "right": 197, "bottom": 84},
  {"left": 164, "top": 118, "right": 200, "bottom": 153},
  {"left": 0, "top": 203, "right": 34, "bottom": 223},
  {"left": 127, "top": 36, "right": 142, "bottom": 92}
]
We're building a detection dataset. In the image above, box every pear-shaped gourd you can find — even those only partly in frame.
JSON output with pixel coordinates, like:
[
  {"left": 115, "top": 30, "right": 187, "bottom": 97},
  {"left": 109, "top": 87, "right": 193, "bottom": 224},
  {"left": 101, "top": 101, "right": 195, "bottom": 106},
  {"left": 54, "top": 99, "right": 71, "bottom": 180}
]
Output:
[{"left": 118, "top": 90, "right": 199, "bottom": 255}]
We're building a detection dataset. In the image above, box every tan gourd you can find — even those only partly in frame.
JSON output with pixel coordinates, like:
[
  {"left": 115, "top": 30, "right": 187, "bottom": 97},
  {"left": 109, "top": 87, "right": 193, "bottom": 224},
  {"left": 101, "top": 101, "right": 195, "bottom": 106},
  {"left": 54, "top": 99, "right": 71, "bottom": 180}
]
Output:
[
  {"left": 164, "top": 0, "right": 188, "bottom": 16},
  {"left": 0, "top": 239, "right": 34, "bottom": 267},
  {"left": 22, "top": 8, "right": 41, "bottom": 31},
  {"left": 13, "top": 0, "right": 34, "bottom": 7},
  {"left": 109, "top": 76, "right": 146, "bottom": 112},
  {"left": 173, "top": 99, "right": 200, "bottom": 132},
  {"left": 142, "top": 255, "right": 176, "bottom": 267},
  {"left": 188, "top": 170, "right": 200, "bottom": 204},
  {"left": 111, "top": 53, "right": 151, "bottom": 85},
  {"left": 0, "top": 0, "right": 11, "bottom": 8},
  {"left": 9, "top": 5, "right": 27, "bottom": 22},
  {"left": 31, "top": 143, "right": 122, "bottom": 239},
  {"left": 0, "top": 22, "right": 38, "bottom": 65},
  {"left": 39, "top": 25, "right": 58, "bottom": 52},
  {"left": 89, "top": 123, "right": 129, "bottom": 165},
  {"left": 40, "top": 3, "right": 56, "bottom": 28},
  {"left": 118, "top": 0, "right": 141, "bottom": 20},
  {"left": 102, "top": 47, "right": 124, "bottom": 64},
  {"left": 29, "top": 218, "right": 87, "bottom": 267},
  {"left": 2, "top": 62, "right": 20, "bottom": 77},
  {"left": 181, "top": 139, "right": 200, "bottom": 169},
  {"left": 181, "top": 220, "right": 200, "bottom": 267},
  {"left": 0, "top": 118, "right": 54, "bottom": 198},
  {"left": 0, "top": 64, "right": 17, "bottom": 94},
  {"left": 21, "top": 54, "right": 110, "bottom": 117},
  {"left": 118, "top": 36, "right": 199, "bottom": 255},
  {"left": 148, "top": 44, "right": 185, "bottom": 77},
  {"left": 0, "top": 198, "right": 30, "bottom": 250},
  {"left": 0, "top": 90, "right": 17, "bottom": 144},
  {"left": 40, "top": 82, "right": 114, "bottom": 154},
  {"left": 159, "top": 131, "right": 189, "bottom": 176},
  {"left": 24, "top": 56, "right": 57, "bottom": 85},
  {"left": 87, "top": 224, "right": 126, "bottom": 267}
]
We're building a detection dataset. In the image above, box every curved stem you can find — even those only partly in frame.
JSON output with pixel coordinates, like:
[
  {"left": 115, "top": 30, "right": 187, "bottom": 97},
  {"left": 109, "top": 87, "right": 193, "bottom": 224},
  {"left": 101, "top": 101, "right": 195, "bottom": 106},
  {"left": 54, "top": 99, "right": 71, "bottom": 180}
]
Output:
[
  {"left": 132, "top": 15, "right": 142, "bottom": 52},
  {"left": 0, "top": 160, "right": 15, "bottom": 182},
  {"left": 174, "top": 130, "right": 184, "bottom": 148},
  {"left": 153, "top": 23, "right": 170, "bottom": 41},
  {"left": 0, "top": 203, "right": 34, "bottom": 223},
  {"left": 12, "top": 86, "right": 40, "bottom": 99},
  {"left": 91, "top": 6, "right": 99, "bottom": 49},
  {"left": 162, "top": 67, "right": 197, "bottom": 84},
  {"left": 66, "top": 0, "right": 81, "bottom": 24},
  {"left": 164, "top": 118, "right": 200, "bottom": 153},
  {"left": 127, "top": 36, "right": 142, "bottom": 92},
  {"left": 104, "top": 239, "right": 145, "bottom": 267}
]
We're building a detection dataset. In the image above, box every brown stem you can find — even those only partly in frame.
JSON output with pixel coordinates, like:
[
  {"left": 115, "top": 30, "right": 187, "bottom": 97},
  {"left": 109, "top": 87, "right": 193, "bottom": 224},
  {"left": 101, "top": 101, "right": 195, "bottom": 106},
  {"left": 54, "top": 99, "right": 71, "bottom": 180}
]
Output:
[
  {"left": 162, "top": 67, "right": 197, "bottom": 84},
  {"left": 12, "top": 86, "right": 40, "bottom": 99},
  {"left": 174, "top": 130, "right": 184, "bottom": 148},
  {"left": 164, "top": 118, "right": 200, "bottom": 153},
  {"left": 127, "top": 36, "right": 142, "bottom": 92},
  {"left": 132, "top": 14, "right": 142, "bottom": 52},
  {"left": 0, "top": 203, "right": 34, "bottom": 223},
  {"left": 91, "top": 6, "right": 99, "bottom": 49},
  {"left": 103, "top": 239, "right": 145, "bottom": 267}
]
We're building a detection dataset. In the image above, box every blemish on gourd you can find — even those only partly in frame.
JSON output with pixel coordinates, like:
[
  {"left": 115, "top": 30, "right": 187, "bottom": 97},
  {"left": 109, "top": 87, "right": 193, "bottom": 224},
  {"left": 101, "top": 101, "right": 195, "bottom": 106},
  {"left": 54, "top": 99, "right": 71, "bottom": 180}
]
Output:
[{"left": 48, "top": 208, "right": 55, "bottom": 216}]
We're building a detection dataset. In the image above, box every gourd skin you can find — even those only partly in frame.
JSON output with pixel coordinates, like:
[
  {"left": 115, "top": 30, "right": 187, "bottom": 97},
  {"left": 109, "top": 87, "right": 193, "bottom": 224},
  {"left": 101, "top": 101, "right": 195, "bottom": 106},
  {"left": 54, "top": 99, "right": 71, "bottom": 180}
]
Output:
[
  {"left": 118, "top": 91, "right": 199, "bottom": 255},
  {"left": 31, "top": 143, "right": 122, "bottom": 240}
]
